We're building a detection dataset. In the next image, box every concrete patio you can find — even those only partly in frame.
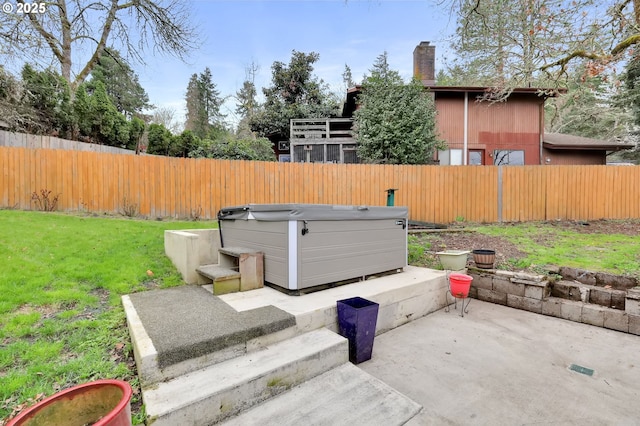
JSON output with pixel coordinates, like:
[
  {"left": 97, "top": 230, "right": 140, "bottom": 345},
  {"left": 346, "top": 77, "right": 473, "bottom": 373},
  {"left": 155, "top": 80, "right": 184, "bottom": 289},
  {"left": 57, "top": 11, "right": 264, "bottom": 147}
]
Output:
[
  {"left": 361, "top": 299, "right": 640, "bottom": 425},
  {"left": 124, "top": 264, "right": 640, "bottom": 424}
]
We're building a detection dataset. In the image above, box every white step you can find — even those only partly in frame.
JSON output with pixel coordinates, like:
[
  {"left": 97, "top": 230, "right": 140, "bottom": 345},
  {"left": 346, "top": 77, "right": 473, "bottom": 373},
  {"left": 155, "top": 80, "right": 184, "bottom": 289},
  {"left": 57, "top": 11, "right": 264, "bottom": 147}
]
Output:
[
  {"left": 144, "top": 328, "right": 348, "bottom": 426},
  {"left": 221, "top": 363, "right": 422, "bottom": 426}
]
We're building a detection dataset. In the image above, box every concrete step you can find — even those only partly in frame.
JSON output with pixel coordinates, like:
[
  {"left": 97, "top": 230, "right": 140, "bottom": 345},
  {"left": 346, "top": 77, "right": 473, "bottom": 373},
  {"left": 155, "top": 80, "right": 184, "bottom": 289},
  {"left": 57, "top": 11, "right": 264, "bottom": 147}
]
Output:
[
  {"left": 196, "top": 264, "right": 242, "bottom": 295},
  {"left": 123, "top": 286, "right": 296, "bottom": 387},
  {"left": 218, "top": 246, "right": 260, "bottom": 257},
  {"left": 196, "top": 264, "right": 241, "bottom": 281},
  {"left": 220, "top": 363, "right": 422, "bottom": 426},
  {"left": 143, "top": 328, "right": 348, "bottom": 426}
]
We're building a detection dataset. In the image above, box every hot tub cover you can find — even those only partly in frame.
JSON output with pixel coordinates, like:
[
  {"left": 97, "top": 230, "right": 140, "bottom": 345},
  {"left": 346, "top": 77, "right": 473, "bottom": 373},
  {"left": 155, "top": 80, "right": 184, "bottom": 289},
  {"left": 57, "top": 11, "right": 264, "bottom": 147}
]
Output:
[{"left": 218, "top": 203, "right": 408, "bottom": 221}]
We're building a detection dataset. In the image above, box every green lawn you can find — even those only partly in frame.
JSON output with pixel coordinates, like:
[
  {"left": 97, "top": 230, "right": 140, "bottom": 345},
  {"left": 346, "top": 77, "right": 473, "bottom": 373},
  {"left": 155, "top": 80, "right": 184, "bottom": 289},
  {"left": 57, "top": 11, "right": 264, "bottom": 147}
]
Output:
[
  {"left": 409, "top": 222, "right": 640, "bottom": 277},
  {"left": 0, "top": 210, "right": 217, "bottom": 423}
]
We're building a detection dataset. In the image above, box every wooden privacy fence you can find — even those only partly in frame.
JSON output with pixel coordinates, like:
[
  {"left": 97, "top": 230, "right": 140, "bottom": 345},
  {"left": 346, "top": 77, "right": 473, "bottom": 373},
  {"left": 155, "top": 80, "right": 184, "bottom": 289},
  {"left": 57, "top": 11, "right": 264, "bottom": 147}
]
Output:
[{"left": 1, "top": 146, "right": 640, "bottom": 223}]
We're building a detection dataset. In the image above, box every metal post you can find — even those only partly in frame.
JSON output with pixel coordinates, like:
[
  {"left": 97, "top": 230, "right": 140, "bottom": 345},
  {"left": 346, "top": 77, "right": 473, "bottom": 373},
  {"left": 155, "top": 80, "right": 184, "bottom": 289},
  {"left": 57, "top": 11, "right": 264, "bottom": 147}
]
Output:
[{"left": 386, "top": 188, "right": 398, "bottom": 206}]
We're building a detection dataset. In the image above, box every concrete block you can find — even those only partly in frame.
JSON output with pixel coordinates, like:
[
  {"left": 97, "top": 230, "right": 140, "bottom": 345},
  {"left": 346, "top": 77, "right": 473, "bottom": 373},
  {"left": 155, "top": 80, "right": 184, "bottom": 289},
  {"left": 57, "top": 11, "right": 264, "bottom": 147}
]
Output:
[
  {"left": 507, "top": 294, "right": 542, "bottom": 314},
  {"left": 493, "top": 277, "right": 525, "bottom": 297},
  {"left": 164, "top": 229, "right": 221, "bottom": 285},
  {"left": 560, "top": 267, "right": 596, "bottom": 285},
  {"left": 524, "top": 283, "right": 549, "bottom": 301},
  {"left": 627, "top": 300, "right": 640, "bottom": 319},
  {"left": 596, "top": 272, "right": 637, "bottom": 290},
  {"left": 542, "top": 298, "right": 562, "bottom": 318},
  {"left": 559, "top": 300, "right": 583, "bottom": 323},
  {"left": 495, "top": 270, "right": 516, "bottom": 278},
  {"left": 627, "top": 287, "right": 640, "bottom": 300},
  {"left": 477, "top": 288, "right": 507, "bottom": 305},
  {"left": 472, "top": 274, "right": 493, "bottom": 291},
  {"left": 550, "top": 281, "right": 582, "bottom": 301},
  {"left": 468, "top": 286, "right": 478, "bottom": 299},
  {"left": 589, "top": 288, "right": 612, "bottom": 308},
  {"left": 513, "top": 272, "right": 545, "bottom": 282},
  {"left": 604, "top": 310, "right": 629, "bottom": 333},
  {"left": 581, "top": 304, "right": 606, "bottom": 327},
  {"left": 611, "top": 291, "right": 626, "bottom": 310},
  {"left": 629, "top": 315, "right": 640, "bottom": 336}
]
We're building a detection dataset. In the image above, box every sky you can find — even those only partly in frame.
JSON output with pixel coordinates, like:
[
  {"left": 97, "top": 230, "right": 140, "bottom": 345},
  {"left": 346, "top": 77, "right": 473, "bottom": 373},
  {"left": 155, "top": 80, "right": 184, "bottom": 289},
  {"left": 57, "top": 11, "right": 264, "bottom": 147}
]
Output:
[{"left": 133, "top": 0, "right": 458, "bottom": 127}]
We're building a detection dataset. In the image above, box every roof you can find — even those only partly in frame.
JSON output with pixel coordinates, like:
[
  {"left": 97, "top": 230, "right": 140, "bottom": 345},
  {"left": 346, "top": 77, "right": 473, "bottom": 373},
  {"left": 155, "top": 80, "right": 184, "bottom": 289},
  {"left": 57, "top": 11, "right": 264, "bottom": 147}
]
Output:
[
  {"left": 543, "top": 133, "right": 635, "bottom": 151},
  {"left": 343, "top": 84, "right": 564, "bottom": 117},
  {"left": 346, "top": 84, "right": 564, "bottom": 96},
  {"left": 425, "top": 85, "right": 565, "bottom": 97}
]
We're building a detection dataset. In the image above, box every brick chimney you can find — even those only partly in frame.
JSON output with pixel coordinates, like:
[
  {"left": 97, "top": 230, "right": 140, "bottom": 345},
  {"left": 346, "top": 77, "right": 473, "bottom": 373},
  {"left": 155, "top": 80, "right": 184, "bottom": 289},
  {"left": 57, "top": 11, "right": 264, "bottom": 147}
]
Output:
[{"left": 413, "top": 41, "right": 436, "bottom": 86}]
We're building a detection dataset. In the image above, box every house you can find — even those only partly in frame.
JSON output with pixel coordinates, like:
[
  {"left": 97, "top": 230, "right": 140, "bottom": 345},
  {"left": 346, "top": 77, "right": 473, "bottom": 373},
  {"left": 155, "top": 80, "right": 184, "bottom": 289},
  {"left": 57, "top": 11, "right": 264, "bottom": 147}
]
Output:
[
  {"left": 542, "top": 133, "right": 633, "bottom": 165},
  {"left": 292, "top": 41, "right": 633, "bottom": 165}
]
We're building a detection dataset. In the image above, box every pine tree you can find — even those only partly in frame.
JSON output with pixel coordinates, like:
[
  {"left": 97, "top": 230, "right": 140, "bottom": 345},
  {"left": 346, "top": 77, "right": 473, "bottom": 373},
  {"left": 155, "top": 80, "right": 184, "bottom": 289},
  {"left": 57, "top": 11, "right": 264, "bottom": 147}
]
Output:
[
  {"left": 353, "top": 52, "right": 444, "bottom": 164},
  {"left": 184, "top": 67, "right": 224, "bottom": 139}
]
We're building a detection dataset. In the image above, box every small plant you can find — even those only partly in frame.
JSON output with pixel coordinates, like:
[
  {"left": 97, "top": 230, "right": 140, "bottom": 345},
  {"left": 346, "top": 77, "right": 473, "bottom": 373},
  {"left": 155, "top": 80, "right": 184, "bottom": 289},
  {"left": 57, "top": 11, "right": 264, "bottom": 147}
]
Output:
[
  {"left": 407, "top": 235, "right": 426, "bottom": 264},
  {"left": 190, "top": 206, "right": 202, "bottom": 221},
  {"left": 120, "top": 196, "right": 138, "bottom": 218},
  {"left": 31, "top": 189, "right": 60, "bottom": 212}
]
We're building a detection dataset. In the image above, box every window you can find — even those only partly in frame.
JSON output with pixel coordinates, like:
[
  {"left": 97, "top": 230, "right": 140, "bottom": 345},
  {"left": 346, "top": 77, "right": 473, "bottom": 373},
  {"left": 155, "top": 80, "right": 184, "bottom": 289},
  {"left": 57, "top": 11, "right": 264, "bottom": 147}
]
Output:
[
  {"left": 469, "top": 150, "right": 483, "bottom": 165},
  {"left": 278, "top": 141, "right": 290, "bottom": 151},
  {"left": 493, "top": 150, "right": 524, "bottom": 166},
  {"left": 438, "top": 149, "right": 463, "bottom": 165}
]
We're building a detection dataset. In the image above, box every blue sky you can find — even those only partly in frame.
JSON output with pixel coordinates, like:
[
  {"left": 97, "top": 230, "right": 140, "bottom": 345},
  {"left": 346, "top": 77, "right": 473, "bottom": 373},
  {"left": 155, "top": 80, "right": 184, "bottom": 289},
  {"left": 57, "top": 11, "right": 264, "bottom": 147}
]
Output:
[{"left": 135, "top": 0, "right": 457, "bottom": 126}]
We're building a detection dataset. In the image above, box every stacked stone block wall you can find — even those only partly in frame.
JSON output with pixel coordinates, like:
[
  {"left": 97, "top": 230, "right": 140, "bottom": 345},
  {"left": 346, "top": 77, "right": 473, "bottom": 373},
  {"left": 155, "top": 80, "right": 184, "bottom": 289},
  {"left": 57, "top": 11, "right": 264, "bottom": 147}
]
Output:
[{"left": 467, "top": 267, "right": 640, "bottom": 336}]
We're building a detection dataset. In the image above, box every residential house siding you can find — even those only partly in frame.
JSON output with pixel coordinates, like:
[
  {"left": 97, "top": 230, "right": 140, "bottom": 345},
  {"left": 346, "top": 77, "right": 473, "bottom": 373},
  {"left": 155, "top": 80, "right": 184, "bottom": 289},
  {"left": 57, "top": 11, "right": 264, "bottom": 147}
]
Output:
[{"left": 435, "top": 92, "right": 543, "bottom": 165}]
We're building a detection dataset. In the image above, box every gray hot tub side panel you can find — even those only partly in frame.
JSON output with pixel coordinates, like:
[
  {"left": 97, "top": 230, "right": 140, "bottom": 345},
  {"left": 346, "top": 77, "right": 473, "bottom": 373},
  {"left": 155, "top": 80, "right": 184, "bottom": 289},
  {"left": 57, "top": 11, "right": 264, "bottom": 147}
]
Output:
[
  {"left": 296, "top": 220, "right": 407, "bottom": 289},
  {"left": 218, "top": 219, "right": 290, "bottom": 287},
  {"left": 218, "top": 204, "right": 408, "bottom": 290}
]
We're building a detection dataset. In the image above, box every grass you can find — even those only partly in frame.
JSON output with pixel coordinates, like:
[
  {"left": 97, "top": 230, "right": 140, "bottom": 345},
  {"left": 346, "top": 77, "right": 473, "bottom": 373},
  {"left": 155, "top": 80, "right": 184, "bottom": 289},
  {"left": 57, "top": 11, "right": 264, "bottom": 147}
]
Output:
[
  {"left": 410, "top": 222, "right": 640, "bottom": 277},
  {"left": 0, "top": 210, "right": 217, "bottom": 423},
  {"left": 474, "top": 223, "right": 640, "bottom": 276}
]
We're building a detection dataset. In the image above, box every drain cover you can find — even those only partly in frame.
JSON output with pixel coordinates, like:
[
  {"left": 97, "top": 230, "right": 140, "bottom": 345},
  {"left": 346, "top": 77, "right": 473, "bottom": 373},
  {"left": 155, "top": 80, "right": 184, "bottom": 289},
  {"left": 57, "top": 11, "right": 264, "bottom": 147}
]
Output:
[{"left": 569, "top": 364, "right": 594, "bottom": 376}]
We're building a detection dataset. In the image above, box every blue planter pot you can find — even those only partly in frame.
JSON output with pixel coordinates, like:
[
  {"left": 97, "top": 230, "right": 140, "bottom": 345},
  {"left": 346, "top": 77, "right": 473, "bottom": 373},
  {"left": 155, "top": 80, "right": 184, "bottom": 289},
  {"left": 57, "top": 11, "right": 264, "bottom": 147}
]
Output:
[{"left": 337, "top": 297, "right": 379, "bottom": 364}]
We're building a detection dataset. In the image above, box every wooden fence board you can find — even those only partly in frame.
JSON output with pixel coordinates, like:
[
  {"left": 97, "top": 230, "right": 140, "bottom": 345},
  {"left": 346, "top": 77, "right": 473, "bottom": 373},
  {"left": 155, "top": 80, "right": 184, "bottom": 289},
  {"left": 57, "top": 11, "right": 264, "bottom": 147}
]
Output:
[{"left": 3, "top": 147, "right": 640, "bottom": 223}]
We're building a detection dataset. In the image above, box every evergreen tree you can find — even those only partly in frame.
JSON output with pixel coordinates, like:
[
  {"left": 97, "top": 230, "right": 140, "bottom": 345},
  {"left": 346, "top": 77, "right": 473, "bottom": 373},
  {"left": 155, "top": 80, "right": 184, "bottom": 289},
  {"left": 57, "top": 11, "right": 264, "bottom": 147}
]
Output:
[
  {"left": 184, "top": 73, "right": 201, "bottom": 135},
  {"left": 87, "top": 49, "right": 151, "bottom": 118},
  {"left": 20, "top": 65, "right": 73, "bottom": 136},
  {"left": 184, "top": 68, "right": 224, "bottom": 139},
  {"left": 250, "top": 50, "right": 339, "bottom": 139},
  {"left": 146, "top": 123, "right": 175, "bottom": 155},
  {"left": 342, "top": 64, "right": 356, "bottom": 89},
  {"left": 353, "top": 52, "right": 444, "bottom": 164}
]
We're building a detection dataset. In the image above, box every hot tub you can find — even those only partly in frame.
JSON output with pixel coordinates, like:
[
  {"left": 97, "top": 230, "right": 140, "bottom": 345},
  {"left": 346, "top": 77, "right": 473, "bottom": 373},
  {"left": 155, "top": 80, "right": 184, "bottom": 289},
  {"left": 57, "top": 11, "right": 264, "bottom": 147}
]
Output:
[{"left": 217, "top": 204, "right": 408, "bottom": 292}]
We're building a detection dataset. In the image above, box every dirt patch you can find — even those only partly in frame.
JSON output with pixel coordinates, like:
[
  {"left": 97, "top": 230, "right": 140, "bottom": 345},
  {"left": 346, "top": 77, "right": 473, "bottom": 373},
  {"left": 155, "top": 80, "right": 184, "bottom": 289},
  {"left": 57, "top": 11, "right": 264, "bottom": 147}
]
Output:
[{"left": 418, "top": 231, "right": 525, "bottom": 269}]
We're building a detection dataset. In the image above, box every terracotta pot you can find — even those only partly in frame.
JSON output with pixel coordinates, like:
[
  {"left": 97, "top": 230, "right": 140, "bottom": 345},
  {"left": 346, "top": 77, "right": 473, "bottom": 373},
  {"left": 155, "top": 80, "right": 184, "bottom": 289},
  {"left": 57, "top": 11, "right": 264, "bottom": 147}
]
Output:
[
  {"left": 472, "top": 249, "right": 496, "bottom": 269},
  {"left": 7, "top": 380, "right": 132, "bottom": 426}
]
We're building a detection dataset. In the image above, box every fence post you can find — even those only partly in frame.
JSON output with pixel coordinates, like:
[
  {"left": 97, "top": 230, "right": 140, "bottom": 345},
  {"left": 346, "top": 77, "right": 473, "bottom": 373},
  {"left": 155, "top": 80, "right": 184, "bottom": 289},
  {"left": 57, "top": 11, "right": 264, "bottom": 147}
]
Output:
[{"left": 497, "top": 166, "right": 503, "bottom": 222}]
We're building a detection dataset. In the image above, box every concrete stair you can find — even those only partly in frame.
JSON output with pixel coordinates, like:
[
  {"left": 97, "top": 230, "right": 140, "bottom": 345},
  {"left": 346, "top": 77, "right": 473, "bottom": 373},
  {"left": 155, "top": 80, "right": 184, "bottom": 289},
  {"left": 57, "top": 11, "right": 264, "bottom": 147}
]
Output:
[
  {"left": 144, "top": 328, "right": 348, "bottom": 426},
  {"left": 220, "top": 363, "right": 421, "bottom": 425},
  {"left": 123, "top": 267, "right": 447, "bottom": 424},
  {"left": 196, "top": 246, "right": 264, "bottom": 294},
  {"left": 196, "top": 264, "right": 242, "bottom": 295}
]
